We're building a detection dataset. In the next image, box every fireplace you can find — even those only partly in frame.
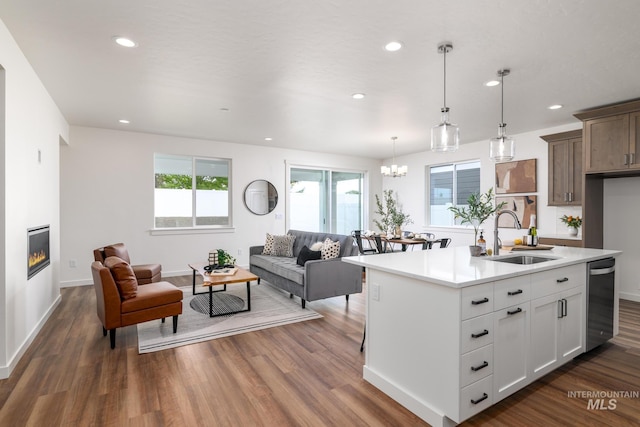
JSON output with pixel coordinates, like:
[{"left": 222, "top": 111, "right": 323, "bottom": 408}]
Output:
[{"left": 28, "top": 225, "right": 50, "bottom": 279}]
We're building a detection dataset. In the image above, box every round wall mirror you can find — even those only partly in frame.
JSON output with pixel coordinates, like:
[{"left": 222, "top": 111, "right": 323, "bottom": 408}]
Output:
[{"left": 244, "top": 180, "right": 278, "bottom": 215}]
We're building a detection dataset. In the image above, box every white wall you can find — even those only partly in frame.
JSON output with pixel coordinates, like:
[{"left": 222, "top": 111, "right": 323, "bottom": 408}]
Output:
[
  {"left": 0, "top": 19, "right": 69, "bottom": 378},
  {"left": 604, "top": 177, "right": 640, "bottom": 301},
  {"left": 60, "top": 126, "right": 383, "bottom": 285},
  {"left": 381, "top": 123, "right": 583, "bottom": 247}
]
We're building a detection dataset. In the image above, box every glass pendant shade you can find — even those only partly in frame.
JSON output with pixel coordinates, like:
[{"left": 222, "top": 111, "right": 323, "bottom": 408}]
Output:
[
  {"left": 489, "top": 124, "right": 515, "bottom": 161},
  {"left": 431, "top": 108, "right": 460, "bottom": 152},
  {"left": 431, "top": 43, "right": 459, "bottom": 152},
  {"left": 489, "top": 69, "right": 515, "bottom": 162}
]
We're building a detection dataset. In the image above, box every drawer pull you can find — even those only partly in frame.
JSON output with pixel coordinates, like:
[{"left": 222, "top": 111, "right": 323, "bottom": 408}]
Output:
[
  {"left": 471, "top": 329, "right": 489, "bottom": 339},
  {"left": 507, "top": 307, "right": 522, "bottom": 315},
  {"left": 507, "top": 289, "right": 523, "bottom": 296},
  {"left": 470, "top": 361, "right": 489, "bottom": 372},
  {"left": 556, "top": 277, "right": 569, "bottom": 283},
  {"left": 471, "top": 297, "right": 489, "bottom": 305},
  {"left": 471, "top": 393, "right": 489, "bottom": 405}
]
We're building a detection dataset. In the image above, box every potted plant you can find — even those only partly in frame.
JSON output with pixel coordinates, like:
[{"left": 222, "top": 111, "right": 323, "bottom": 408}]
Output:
[
  {"left": 374, "top": 190, "right": 413, "bottom": 237},
  {"left": 448, "top": 188, "right": 506, "bottom": 256},
  {"left": 209, "top": 249, "right": 236, "bottom": 268},
  {"left": 560, "top": 215, "right": 582, "bottom": 236}
]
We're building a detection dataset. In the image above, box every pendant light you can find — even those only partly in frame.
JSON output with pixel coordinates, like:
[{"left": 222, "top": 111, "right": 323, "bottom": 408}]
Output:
[
  {"left": 489, "top": 69, "right": 515, "bottom": 161},
  {"left": 431, "top": 42, "right": 459, "bottom": 152},
  {"left": 381, "top": 137, "right": 407, "bottom": 177}
]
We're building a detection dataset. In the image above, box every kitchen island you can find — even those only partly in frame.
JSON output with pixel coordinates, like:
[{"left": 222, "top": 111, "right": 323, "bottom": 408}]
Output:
[{"left": 343, "top": 246, "right": 621, "bottom": 427}]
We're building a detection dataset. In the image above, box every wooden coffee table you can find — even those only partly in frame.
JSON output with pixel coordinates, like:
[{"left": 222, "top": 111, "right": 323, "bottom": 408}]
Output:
[{"left": 188, "top": 263, "right": 259, "bottom": 317}]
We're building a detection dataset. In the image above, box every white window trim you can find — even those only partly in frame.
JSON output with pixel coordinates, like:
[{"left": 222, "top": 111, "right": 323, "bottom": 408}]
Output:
[
  {"left": 425, "top": 159, "right": 481, "bottom": 228},
  {"left": 153, "top": 154, "right": 233, "bottom": 232}
]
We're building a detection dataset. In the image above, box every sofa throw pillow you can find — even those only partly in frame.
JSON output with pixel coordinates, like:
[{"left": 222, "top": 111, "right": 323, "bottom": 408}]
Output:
[
  {"left": 262, "top": 233, "right": 275, "bottom": 255},
  {"left": 272, "top": 234, "right": 296, "bottom": 257},
  {"left": 321, "top": 238, "right": 340, "bottom": 260},
  {"left": 310, "top": 241, "right": 324, "bottom": 251},
  {"left": 296, "top": 245, "right": 322, "bottom": 266},
  {"left": 104, "top": 256, "right": 138, "bottom": 300},
  {"left": 262, "top": 233, "right": 296, "bottom": 257}
]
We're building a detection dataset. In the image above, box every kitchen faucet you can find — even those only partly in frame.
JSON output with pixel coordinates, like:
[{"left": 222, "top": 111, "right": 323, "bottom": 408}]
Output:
[{"left": 493, "top": 210, "right": 522, "bottom": 255}]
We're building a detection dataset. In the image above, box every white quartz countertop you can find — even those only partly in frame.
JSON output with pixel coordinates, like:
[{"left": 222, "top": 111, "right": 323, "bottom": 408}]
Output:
[{"left": 343, "top": 246, "right": 621, "bottom": 288}]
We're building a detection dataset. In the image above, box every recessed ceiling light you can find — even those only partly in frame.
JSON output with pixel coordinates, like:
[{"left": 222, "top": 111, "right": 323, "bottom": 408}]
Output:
[
  {"left": 264, "top": 137, "right": 273, "bottom": 141},
  {"left": 113, "top": 36, "right": 138, "bottom": 48},
  {"left": 384, "top": 41, "right": 403, "bottom": 52},
  {"left": 484, "top": 80, "right": 500, "bottom": 87},
  {"left": 220, "top": 107, "right": 229, "bottom": 112},
  {"left": 118, "top": 119, "right": 130, "bottom": 124},
  {"left": 352, "top": 93, "right": 365, "bottom": 99},
  {"left": 548, "top": 104, "right": 563, "bottom": 110}
]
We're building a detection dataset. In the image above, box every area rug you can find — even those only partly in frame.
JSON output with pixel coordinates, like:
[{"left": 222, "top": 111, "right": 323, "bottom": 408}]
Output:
[{"left": 137, "top": 282, "right": 322, "bottom": 353}]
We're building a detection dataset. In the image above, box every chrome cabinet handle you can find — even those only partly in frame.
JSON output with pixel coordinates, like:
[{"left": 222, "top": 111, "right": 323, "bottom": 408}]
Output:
[
  {"left": 631, "top": 153, "right": 636, "bottom": 165},
  {"left": 624, "top": 153, "right": 629, "bottom": 165}
]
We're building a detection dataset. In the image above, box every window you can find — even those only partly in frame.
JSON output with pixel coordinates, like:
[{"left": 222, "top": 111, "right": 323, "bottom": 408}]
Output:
[
  {"left": 289, "top": 167, "right": 364, "bottom": 234},
  {"left": 428, "top": 160, "right": 480, "bottom": 226},
  {"left": 154, "top": 154, "right": 231, "bottom": 228}
]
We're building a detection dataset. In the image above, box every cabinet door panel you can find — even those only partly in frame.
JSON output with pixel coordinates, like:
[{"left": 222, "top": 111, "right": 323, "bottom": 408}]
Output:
[
  {"left": 630, "top": 112, "right": 640, "bottom": 171},
  {"left": 530, "top": 293, "right": 560, "bottom": 380},
  {"left": 568, "top": 137, "right": 582, "bottom": 204},
  {"left": 585, "top": 114, "right": 629, "bottom": 173},
  {"left": 493, "top": 302, "right": 530, "bottom": 402},
  {"left": 549, "top": 141, "right": 569, "bottom": 205},
  {"left": 558, "top": 288, "right": 585, "bottom": 361}
]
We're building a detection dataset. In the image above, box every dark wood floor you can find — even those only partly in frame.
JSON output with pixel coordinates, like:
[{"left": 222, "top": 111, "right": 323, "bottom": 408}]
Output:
[{"left": 1, "top": 276, "right": 639, "bottom": 426}]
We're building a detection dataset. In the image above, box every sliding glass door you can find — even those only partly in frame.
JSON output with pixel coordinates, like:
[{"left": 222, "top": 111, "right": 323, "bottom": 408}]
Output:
[{"left": 289, "top": 167, "right": 364, "bottom": 234}]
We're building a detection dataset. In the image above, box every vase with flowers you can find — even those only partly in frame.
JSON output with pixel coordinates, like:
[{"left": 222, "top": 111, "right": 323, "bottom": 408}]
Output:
[{"left": 560, "top": 215, "right": 582, "bottom": 236}]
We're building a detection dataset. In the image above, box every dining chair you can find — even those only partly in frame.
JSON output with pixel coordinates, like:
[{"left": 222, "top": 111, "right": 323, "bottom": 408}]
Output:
[
  {"left": 437, "top": 238, "right": 452, "bottom": 248},
  {"left": 351, "top": 230, "right": 377, "bottom": 255}
]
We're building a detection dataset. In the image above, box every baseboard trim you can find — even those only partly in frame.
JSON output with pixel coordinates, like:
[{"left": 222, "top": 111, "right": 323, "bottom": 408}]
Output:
[
  {"left": 0, "top": 294, "right": 62, "bottom": 379},
  {"left": 619, "top": 292, "right": 640, "bottom": 303}
]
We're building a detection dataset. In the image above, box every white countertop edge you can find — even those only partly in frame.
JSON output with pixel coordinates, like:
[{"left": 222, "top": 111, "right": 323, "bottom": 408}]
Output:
[{"left": 343, "top": 247, "right": 622, "bottom": 289}]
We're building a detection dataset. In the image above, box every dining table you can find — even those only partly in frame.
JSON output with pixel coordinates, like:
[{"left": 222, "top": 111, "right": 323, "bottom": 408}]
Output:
[{"left": 362, "top": 235, "right": 432, "bottom": 252}]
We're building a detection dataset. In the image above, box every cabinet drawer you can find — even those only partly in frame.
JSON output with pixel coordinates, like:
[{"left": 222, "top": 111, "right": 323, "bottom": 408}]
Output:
[
  {"left": 461, "top": 313, "right": 493, "bottom": 354},
  {"left": 460, "top": 344, "right": 493, "bottom": 388},
  {"left": 494, "top": 275, "right": 531, "bottom": 311},
  {"left": 531, "top": 264, "right": 584, "bottom": 299},
  {"left": 459, "top": 375, "right": 494, "bottom": 422},
  {"left": 461, "top": 282, "right": 494, "bottom": 320}
]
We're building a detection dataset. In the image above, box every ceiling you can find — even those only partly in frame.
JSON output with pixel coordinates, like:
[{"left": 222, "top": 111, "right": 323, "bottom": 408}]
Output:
[{"left": 2, "top": 1, "right": 640, "bottom": 159}]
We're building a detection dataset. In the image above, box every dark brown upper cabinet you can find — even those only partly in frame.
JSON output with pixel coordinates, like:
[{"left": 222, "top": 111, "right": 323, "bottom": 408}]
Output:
[
  {"left": 575, "top": 99, "right": 640, "bottom": 175},
  {"left": 541, "top": 130, "right": 582, "bottom": 206}
]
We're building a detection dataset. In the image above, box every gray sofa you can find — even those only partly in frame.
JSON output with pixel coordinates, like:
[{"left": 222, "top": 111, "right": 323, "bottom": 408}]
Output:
[{"left": 249, "top": 229, "right": 363, "bottom": 308}]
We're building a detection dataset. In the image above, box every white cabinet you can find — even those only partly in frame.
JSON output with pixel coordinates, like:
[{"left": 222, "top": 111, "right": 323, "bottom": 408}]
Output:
[
  {"left": 530, "top": 267, "right": 585, "bottom": 380},
  {"left": 493, "top": 302, "right": 530, "bottom": 402},
  {"left": 361, "top": 259, "right": 591, "bottom": 427}
]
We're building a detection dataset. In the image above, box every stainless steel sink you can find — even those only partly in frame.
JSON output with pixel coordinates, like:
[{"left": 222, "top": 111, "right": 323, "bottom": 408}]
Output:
[{"left": 489, "top": 255, "right": 558, "bottom": 265}]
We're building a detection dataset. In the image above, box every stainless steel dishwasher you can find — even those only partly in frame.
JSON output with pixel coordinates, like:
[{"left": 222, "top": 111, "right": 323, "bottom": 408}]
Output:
[{"left": 586, "top": 258, "right": 615, "bottom": 352}]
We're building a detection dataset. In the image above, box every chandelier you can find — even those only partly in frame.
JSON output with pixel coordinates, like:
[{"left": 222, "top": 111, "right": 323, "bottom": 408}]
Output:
[{"left": 381, "top": 137, "right": 407, "bottom": 177}]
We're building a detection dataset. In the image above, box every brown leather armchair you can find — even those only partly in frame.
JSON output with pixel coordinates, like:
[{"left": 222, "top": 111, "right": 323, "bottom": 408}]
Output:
[
  {"left": 93, "top": 243, "right": 161, "bottom": 284},
  {"left": 91, "top": 259, "right": 183, "bottom": 349}
]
